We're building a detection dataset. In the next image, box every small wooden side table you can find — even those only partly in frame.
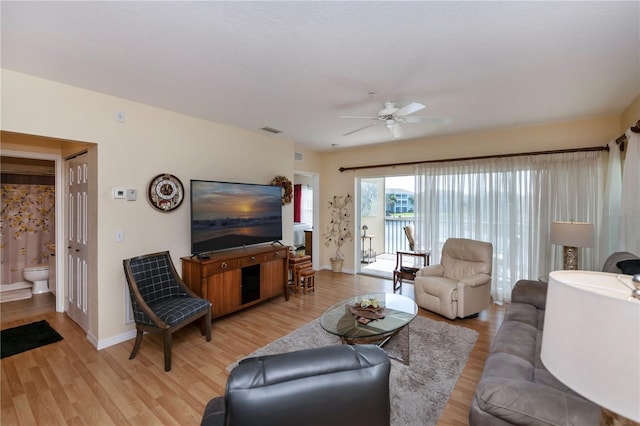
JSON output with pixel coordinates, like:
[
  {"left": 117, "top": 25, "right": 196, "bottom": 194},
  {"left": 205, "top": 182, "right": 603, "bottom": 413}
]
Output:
[
  {"left": 304, "top": 229, "right": 313, "bottom": 256},
  {"left": 289, "top": 255, "right": 311, "bottom": 292},
  {"left": 393, "top": 251, "right": 430, "bottom": 291}
]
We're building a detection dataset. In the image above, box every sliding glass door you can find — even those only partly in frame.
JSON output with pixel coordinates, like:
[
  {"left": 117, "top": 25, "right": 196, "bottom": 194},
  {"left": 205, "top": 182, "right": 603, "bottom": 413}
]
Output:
[{"left": 358, "top": 175, "right": 416, "bottom": 278}]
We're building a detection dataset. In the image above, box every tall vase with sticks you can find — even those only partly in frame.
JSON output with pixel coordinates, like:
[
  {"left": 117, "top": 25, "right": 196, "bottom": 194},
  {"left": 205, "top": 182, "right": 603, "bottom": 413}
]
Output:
[{"left": 324, "top": 194, "right": 353, "bottom": 272}]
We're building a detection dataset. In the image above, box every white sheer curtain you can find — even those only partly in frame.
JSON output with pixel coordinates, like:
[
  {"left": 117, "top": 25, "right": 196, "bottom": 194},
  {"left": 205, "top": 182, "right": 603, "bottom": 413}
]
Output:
[
  {"left": 618, "top": 130, "right": 640, "bottom": 254},
  {"left": 414, "top": 151, "right": 605, "bottom": 303},
  {"left": 601, "top": 140, "right": 622, "bottom": 264}
]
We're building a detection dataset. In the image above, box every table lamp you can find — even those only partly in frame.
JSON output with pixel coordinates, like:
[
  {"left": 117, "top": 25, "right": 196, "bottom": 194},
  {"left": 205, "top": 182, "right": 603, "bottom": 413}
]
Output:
[
  {"left": 541, "top": 270, "right": 640, "bottom": 425},
  {"left": 550, "top": 221, "right": 594, "bottom": 270}
]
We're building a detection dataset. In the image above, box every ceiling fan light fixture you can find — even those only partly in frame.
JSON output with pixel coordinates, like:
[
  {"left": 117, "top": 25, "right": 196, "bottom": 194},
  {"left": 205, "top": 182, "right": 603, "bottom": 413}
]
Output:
[
  {"left": 379, "top": 103, "right": 397, "bottom": 116},
  {"left": 340, "top": 100, "right": 449, "bottom": 138}
]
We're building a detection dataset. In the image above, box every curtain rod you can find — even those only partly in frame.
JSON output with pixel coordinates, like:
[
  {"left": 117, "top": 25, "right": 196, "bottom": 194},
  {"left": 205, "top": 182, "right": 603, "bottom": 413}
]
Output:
[
  {"left": 614, "top": 119, "right": 640, "bottom": 151},
  {"left": 339, "top": 145, "right": 609, "bottom": 173}
]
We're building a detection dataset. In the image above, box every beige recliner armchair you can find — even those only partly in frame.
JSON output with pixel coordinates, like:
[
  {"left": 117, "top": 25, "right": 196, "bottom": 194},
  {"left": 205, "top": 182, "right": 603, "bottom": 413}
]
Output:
[{"left": 414, "top": 238, "right": 493, "bottom": 320}]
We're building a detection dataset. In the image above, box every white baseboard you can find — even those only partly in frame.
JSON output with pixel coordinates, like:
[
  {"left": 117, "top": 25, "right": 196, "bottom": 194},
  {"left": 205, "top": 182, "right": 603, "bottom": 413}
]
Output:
[{"left": 94, "top": 329, "right": 137, "bottom": 350}]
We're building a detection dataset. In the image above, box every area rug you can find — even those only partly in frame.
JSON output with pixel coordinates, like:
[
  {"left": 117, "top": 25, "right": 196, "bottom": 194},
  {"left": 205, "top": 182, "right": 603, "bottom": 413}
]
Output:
[
  {"left": 228, "top": 316, "right": 478, "bottom": 426},
  {"left": 1, "top": 320, "right": 63, "bottom": 359}
]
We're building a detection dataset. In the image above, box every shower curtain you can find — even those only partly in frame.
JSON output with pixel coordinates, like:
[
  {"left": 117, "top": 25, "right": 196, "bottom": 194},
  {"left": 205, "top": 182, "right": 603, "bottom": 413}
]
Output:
[{"left": 0, "top": 174, "right": 55, "bottom": 285}]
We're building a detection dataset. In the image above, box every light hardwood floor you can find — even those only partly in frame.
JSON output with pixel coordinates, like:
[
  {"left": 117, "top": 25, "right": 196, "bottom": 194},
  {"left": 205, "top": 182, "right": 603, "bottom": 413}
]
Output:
[
  {"left": 1, "top": 293, "right": 56, "bottom": 324},
  {"left": 0, "top": 271, "right": 504, "bottom": 426}
]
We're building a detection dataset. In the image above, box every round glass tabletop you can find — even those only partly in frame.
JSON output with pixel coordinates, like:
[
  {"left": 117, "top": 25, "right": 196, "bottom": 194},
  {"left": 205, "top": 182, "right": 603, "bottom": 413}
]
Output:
[{"left": 320, "top": 293, "right": 418, "bottom": 343}]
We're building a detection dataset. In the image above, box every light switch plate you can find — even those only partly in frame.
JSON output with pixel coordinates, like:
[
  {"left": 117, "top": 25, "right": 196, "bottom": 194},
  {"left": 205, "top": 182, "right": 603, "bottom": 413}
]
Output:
[{"left": 126, "top": 189, "right": 137, "bottom": 201}]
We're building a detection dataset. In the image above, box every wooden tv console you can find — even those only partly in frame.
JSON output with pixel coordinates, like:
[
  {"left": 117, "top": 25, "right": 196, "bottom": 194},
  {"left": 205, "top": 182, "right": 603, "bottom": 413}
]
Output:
[{"left": 181, "top": 245, "right": 290, "bottom": 319}]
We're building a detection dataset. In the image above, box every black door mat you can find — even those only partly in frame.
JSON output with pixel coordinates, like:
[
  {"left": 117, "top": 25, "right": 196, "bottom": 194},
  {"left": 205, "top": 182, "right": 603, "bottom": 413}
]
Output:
[{"left": 1, "top": 320, "right": 63, "bottom": 359}]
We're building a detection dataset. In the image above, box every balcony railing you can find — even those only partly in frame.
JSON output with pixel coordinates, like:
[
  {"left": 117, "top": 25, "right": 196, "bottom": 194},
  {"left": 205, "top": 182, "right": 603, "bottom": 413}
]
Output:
[{"left": 384, "top": 217, "right": 415, "bottom": 254}]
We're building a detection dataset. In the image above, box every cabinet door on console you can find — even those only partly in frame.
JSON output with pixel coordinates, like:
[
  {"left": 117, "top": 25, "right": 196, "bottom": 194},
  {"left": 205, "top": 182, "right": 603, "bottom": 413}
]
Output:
[
  {"left": 262, "top": 258, "right": 286, "bottom": 298},
  {"left": 207, "top": 270, "right": 241, "bottom": 317}
]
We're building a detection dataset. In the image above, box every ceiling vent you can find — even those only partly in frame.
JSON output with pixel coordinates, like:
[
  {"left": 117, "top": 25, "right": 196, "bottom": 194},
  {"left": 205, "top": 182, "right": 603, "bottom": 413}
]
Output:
[
  {"left": 294, "top": 152, "right": 304, "bottom": 162},
  {"left": 261, "top": 126, "right": 282, "bottom": 134}
]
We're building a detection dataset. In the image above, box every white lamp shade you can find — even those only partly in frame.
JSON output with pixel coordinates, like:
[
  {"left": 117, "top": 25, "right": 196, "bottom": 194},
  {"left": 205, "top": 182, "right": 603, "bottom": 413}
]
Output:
[
  {"left": 550, "top": 221, "right": 594, "bottom": 247},
  {"left": 541, "top": 271, "right": 640, "bottom": 422}
]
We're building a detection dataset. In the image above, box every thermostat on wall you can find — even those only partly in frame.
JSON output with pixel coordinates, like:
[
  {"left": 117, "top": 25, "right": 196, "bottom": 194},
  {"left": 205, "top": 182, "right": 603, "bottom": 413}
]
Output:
[{"left": 113, "top": 187, "right": 126, "bottom": 199}]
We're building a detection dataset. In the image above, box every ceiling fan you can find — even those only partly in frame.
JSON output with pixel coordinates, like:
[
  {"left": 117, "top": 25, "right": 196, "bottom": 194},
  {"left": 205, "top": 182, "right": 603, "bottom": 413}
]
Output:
[{"left": 341, "top": 101, "right": 447, "bottom": 139}]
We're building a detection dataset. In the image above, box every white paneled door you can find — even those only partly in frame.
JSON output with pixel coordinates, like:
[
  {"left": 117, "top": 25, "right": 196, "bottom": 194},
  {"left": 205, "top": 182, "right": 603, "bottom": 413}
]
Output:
[{"left": 66, "top": 153, "right": 89, "bottom": 332}]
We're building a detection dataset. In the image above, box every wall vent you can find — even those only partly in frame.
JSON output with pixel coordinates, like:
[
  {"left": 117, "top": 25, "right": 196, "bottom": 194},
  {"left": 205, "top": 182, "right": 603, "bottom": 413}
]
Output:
[
  {"left": 261, "top": 126, "right": 283, "bottom": 134},
  {"left": 294, "top": 152, "right": 304, "bottom": 162}
]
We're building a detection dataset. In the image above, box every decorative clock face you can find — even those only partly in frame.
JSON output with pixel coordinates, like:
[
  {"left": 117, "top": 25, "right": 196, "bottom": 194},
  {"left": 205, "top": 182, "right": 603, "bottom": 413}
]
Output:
[{"left": 148, "top": 174, "right": 184, "bottom": 212}]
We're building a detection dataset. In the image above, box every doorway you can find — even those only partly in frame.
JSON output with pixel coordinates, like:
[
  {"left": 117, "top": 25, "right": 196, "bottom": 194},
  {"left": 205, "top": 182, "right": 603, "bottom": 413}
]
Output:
[
  {"left": 293, "top": 171, "right": 319, "bottom": 267},
  {"left": 0, "top": 150, "right": 62, "bottom": 319},
  {"left": 1, "top": 132, "right": 96, "bottom": 332}
]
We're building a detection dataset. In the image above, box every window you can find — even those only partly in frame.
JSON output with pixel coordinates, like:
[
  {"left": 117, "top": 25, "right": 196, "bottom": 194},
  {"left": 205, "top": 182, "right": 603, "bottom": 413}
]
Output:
[{"left": 300, "top": 185, "right": 313, "bottom": 225}]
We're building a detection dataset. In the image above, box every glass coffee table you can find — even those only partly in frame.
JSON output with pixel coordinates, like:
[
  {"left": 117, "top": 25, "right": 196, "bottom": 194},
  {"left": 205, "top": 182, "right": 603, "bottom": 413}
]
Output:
[{"left": 320, "top": 293, "right": 418, "bottom": 346}]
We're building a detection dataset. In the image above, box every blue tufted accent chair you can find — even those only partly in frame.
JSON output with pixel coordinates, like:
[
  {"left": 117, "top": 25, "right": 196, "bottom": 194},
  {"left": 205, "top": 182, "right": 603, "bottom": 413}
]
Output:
[{"left": 123, "top": 251, "right": 212, "bottom": 371}]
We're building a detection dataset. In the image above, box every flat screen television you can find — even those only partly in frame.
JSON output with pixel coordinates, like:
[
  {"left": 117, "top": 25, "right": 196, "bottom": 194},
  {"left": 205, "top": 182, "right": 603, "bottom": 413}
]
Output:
[{"left": 190, "top": 180, "right": 283, "bottom": 255}]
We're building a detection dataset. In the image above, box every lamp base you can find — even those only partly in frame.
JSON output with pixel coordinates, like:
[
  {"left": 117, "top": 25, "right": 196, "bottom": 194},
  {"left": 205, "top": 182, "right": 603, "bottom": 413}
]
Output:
[
  {"left": 601, "top": 407, "right": 639, "bottom": 426},
  {"left": 563, "top": 246, "right": 578, "bottom": 270}
]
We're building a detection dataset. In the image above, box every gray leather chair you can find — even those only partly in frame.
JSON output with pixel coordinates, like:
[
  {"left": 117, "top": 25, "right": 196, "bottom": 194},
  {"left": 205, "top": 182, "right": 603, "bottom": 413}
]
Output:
[
  {"left": 414, "top": 238, "right": 493, "bottom": 319},
  {"left": 201, "top": 344, "right": 391, "bottom": 426}
]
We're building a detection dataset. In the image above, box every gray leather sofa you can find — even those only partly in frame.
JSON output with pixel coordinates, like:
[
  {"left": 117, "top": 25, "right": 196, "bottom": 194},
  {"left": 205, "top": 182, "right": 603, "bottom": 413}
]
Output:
[
  {"left": 201, "top": 344, "right": 391, "bottom": 426},
  {"left": 470, "top": 251, "right": 640, "bottom": 425},
  {"left": 469, "top": 279, "right": 599, "bottom": 425}
]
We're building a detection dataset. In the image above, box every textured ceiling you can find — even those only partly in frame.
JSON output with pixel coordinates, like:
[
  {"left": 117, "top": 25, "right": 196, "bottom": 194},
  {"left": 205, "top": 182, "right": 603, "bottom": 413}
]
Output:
[{"left": 2, "top": 1, "right": 639, "bottom": 151}]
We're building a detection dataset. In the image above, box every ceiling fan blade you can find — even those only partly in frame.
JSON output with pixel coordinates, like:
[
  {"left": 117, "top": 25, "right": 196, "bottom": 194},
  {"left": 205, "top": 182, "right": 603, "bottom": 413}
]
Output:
[
  {"left": 404, "top": 116, "right": 452, "bottom": 125},
  {"left": 343, "top": 124, "right": 376, "bottom": 136},
  {"left": 394, "top": 102, "right": 425, "bottom": 117},
  {"left": 339, "top": 115, "right": 380, "bottom": 120}
]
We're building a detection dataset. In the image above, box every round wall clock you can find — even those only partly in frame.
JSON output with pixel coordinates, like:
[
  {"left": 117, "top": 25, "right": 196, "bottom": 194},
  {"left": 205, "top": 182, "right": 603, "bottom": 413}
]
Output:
[{"left": 148, "top": 173, "right": 184, "bottom": 212}]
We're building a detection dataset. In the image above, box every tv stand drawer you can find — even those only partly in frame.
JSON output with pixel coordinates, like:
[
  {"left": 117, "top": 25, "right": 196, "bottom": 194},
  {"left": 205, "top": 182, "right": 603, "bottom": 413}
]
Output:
[
  {"left": 203, "top": 259, "right": 239, "bottom": 274},
  {"left": 271, "top": 249, "right": 288, "bottom": 259},
  {"left": 239, "top": 254, "right": 262, "bottom": 268}
]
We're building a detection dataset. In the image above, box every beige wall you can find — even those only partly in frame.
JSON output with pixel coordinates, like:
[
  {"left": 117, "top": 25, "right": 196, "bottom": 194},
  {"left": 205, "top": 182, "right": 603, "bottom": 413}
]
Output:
[
  {"left": 1, "top": 70, "right": 295, "bottom": 346},
  {"left": 292, "top": 146, "right": 323, "bottom": 174}
]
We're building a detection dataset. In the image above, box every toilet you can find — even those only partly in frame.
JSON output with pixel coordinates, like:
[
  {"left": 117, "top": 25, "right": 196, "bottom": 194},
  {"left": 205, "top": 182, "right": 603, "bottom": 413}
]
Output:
[{"left": 23, "top": 265, "right": 50, "bottom": 294}]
